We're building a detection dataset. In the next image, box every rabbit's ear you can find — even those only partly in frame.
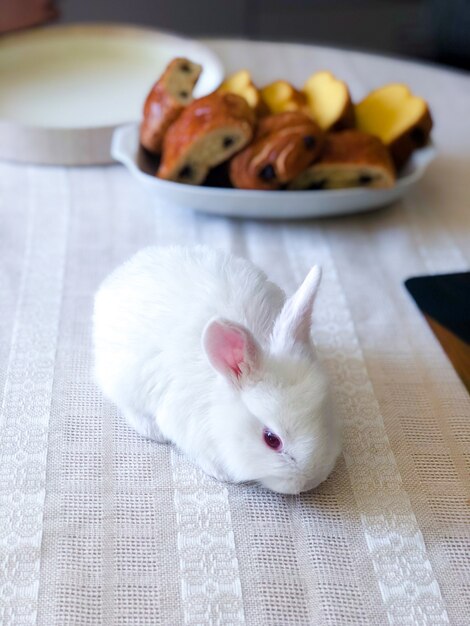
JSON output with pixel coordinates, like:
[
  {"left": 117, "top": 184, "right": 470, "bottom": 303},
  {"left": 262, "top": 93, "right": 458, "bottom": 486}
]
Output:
[
  {"left": 271, "top": 265, "right": 322, "bottom": 354},
  {"left": 203, "top": 318, "right": 261, "bottom": 386}
]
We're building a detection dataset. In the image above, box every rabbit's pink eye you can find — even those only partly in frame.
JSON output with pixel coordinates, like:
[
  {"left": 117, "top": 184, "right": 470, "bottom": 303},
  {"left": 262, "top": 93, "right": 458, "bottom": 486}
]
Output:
[{"left": 263, "top": 429, "right": 283, "bottom": 451}]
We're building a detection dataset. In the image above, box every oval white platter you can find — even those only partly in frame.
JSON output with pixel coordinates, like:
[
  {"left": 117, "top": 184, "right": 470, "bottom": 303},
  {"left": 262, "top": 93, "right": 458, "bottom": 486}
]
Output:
[
  {"left": 112, "top": 123, "right": 436, "bottom": 220},
  {"left": 0, "top": 24, "right": 224, "bottom": 165}
]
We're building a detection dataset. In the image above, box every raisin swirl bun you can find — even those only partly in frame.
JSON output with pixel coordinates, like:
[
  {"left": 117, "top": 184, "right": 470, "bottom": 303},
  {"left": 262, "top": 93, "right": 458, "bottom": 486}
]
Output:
[
  {"left": 229, "top": 111, "right": 324, "bottom": 190},
  {"left": 157, "top": 92, "right": 255, "bottom": 185},
  {"left": 289, "top": 130, "right": 396, "bottom": 190},
  {"left": 140, "top": 58, "right": 202, "bottom": 155}
]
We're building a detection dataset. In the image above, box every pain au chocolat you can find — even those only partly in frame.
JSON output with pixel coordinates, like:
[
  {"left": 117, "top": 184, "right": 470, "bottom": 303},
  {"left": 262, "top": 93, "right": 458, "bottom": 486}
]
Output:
[
  {"left": 157, "top": 92, "right": 255, "bottom": 185},
  {"left": 289, "top": 130, "right": 395, "bottom": 190},
  {"left": 140, "top": 58, "right": 202, "bottom": 155},
  {"left": 229, "top": 111, "right": 324, "bottom": 190}
]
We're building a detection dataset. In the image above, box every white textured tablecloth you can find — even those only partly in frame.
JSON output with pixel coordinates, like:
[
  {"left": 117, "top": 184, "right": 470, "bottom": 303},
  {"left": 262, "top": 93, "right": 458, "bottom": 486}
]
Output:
[{"left": 1, "top": 40, "right": 469, "bottom": 626}]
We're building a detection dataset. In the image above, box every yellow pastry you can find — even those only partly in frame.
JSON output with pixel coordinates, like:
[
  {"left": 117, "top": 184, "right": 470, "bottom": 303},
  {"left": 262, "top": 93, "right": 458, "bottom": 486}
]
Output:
[
  {"left": 355, "top": 83, "right": 433, "bottom": 168},
  {"left": 260, "top": 80, "right": 307, "bottom": 115},
  {"left": 217, "top": 70, "right": 267, "bottom": 116},
  {"left": 303, "top": 71, "right": 354, "bottom": 131}
]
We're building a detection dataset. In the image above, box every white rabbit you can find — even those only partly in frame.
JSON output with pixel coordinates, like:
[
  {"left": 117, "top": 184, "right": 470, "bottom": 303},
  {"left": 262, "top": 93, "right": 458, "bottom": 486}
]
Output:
[{"left": 93, "top": 245, "right": 340, "bottom": 494}]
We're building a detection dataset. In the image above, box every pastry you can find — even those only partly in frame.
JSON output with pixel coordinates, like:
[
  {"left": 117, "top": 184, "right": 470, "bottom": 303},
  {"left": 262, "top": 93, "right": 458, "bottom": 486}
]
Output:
[
  {"left": 260, "top": 80, "right": 307, "bottom": 115},
  {"left": 217, "top": 70, "right": 267, "bottom": 116},
  {"left": 289, "top": 130, "right": 395, "bottom": 190},
  {"left": 140, "top": 58, "right": 202, "bottom": 154},
  {"left": 355, "top": 84, "right": 433, "bottom": 169},
  {"left": 302, "top": 71, "right": 354, "bottom": 131},
  {"left": 229, "top": 111, "right": 324, "bottom": 190},
  {"left": 157, "top": 92, "right": 255, "bottom": 184}
]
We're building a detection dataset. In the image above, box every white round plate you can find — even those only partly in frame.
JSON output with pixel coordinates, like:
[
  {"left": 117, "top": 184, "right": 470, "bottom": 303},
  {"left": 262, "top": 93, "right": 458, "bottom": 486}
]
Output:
[
  {"left": 112, "top": 123, "right": 436, "bottom": 220},
  {"left": 0, "top": 24, "right": 224, "bottom": 165}
]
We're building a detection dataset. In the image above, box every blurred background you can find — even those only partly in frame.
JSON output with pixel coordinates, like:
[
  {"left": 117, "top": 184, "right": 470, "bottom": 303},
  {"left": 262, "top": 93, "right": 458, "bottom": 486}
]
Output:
[
  {"left": 2, "top": 0, "right": 470, "bottom": 70},
  {"left": 62, "top": 0, "right": 470, "bottom": 70}
]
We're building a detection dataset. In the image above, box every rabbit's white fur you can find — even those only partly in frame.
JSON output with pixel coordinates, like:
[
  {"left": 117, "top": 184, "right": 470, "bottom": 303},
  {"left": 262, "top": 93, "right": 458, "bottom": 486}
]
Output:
[{"left": 93, "top": 245, "right": 340, "bottom": 494}]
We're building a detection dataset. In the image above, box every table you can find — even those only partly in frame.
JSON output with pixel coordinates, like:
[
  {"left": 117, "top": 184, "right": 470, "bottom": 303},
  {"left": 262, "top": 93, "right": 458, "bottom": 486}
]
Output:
[{"left": 1, "top": 39, "right": 469, "bottom": 626}]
